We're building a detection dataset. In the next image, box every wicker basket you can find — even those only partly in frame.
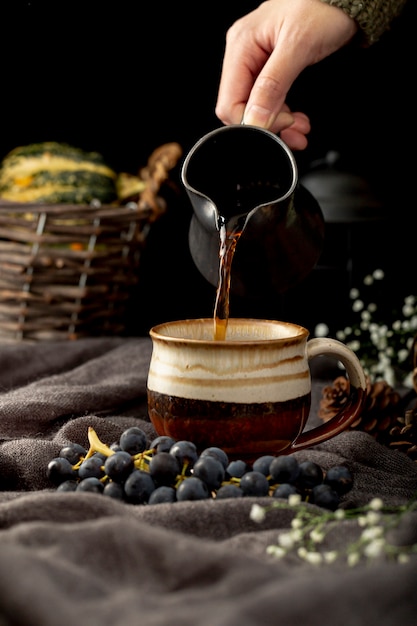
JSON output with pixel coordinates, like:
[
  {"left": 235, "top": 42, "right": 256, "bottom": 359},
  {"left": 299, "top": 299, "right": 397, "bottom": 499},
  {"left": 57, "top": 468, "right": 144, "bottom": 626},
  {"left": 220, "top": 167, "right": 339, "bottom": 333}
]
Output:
[{"left": 0, "top": 143, "right": 181, "bottom": 342}]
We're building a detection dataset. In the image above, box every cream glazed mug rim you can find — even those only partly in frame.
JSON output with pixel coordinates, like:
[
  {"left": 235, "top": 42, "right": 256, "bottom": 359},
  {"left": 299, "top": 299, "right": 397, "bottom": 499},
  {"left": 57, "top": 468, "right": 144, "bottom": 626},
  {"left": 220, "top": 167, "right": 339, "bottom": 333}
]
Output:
[{"left": 149, "top": 318, "right": 309, "bottom": 345}]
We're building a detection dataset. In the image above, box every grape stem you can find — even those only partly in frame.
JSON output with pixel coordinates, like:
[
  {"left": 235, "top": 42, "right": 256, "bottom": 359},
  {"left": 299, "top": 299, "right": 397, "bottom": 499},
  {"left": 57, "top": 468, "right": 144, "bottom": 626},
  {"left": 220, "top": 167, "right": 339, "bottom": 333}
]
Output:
[{"left": 87, "top": 427, "right": 115, "bottom": 458}]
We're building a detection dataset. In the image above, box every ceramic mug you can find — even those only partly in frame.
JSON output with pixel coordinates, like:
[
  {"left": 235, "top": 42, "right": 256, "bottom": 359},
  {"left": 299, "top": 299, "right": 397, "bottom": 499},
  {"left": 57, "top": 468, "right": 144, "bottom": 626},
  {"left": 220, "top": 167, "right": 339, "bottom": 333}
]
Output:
[{"left": 147, "top": 318, "right": 367, "bottom": 461}]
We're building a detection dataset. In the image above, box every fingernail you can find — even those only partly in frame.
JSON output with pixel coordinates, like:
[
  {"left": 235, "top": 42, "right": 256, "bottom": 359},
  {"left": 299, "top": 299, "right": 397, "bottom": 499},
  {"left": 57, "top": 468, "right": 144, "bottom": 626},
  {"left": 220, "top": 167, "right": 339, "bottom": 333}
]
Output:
[
  {"left": 243, "top": 106, "right": 294, "bottom": 130},
  {"left": 242, "top": 105, "right": 274, "bottom": 128}
]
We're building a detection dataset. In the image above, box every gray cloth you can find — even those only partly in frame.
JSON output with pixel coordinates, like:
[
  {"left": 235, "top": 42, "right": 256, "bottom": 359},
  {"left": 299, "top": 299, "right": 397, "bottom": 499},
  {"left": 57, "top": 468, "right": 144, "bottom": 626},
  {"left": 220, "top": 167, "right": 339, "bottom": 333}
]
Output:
[{"left": 0, "top": 337, "right": 416, "bottom": 626}]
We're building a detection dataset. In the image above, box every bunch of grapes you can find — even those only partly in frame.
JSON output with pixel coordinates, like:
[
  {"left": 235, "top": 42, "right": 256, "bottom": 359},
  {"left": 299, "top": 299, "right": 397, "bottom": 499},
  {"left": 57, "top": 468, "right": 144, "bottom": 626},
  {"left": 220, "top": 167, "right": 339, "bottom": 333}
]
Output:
[{"left": 47, "top": 426, "right": 353, "bottom": 510}]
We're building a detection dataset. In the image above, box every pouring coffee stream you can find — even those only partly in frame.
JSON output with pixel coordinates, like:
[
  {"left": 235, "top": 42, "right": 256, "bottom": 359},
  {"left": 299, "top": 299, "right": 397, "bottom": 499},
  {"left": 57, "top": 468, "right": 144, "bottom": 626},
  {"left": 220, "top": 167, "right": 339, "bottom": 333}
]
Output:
[
  {"left": 213, "top": 216, "right": 242, "bottom": 340},
  {"left": 181, "top": 125, "right": 325, "bottom": 338}
]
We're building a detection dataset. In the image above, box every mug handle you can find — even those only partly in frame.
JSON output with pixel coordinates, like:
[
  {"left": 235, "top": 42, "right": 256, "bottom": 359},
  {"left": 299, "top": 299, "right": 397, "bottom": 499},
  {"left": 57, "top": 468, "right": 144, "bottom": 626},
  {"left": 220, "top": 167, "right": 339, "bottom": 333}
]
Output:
[{"left": 290, "top": 337, "right": 368, "bottom": 452}]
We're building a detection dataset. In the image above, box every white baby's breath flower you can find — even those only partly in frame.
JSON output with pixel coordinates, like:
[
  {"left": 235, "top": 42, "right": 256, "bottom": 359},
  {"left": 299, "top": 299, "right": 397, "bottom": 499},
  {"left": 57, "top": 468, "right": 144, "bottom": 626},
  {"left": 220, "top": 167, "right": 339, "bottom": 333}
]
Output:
[
  {"left": 288, "top": 493, "right": 302, "bottom": 506},
  {"left": 290, "top": 528, "right": 303, "bottom": 543},
  {"left": 397, "top": 349, "right": 409, "bottom": 363},
  {"left": 348, "top": 552, "right": 361, "bottom": 567},
  {"left": 347, "top": 340, "right": 361, "bottom": 352},
  {"left": 278, "top": 532, "right": 295, "bottom": 549},
  {"left": 304, "top": 551, "right": 323, "bottom": 565},
  {"left": 369, "top": 497, "right": 384, "bottom": 511},
  {"left": 361, "top": 526, "right": 384, "bottom": 542},
  {"left": 376, "top": 336, "right": 388, "bottom": 350},
  {"left": 373, "top": 268, "right": 385, "bottom": 280},
  {"left": 323, "top": 551, "right": 338, "bottom": 564},
  {"left": 368, "top": 302, "right": 377, "bottom": 313},
  {"left": 402, "top": 371, "right": 414, "bottom": 388},
  {"left": 352, "top": 299, "right": 364, "bottom": 312},
  {"left": 310, "top": 528, "right": 325, "bottom": 543},
  {"left": 363, "top": 274, "right": 373, "bottom": 286},
  {"left": 314, "top": 323, "right": 329, "bottom": 337},
  {"left": 336, "top": 330, "right": 346, "bottom": 341},
  {"left": 382, "top": 366, "right": 395, "bottom": 386},
  {"left": 349, "top": 288, "right": 359, "bottom": 299},
  {"left": 297, "top": 546, "right": 308, "bottom": 559},
  {"left": 291, "top": 517, "right": 303, "bottom": 529},
  {"left": 403, "top": 303, "right": 415, "bottom": 317},
  {"left": 363, "top": 538, "right": 385, "bottom": 559},
  {"left": 257, "top": 493, "right": 416, "bottom": 567},
  {"left": 266, "top": 545, "right": 286, "bottom": 558},
  {"left": 250, "top": 504, "right": 266, "bottom": 523}
]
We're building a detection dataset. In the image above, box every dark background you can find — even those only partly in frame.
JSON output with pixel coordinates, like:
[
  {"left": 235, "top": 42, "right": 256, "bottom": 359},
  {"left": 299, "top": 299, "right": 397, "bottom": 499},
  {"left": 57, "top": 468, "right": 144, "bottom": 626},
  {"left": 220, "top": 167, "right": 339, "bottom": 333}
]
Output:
[{"left": 1, "top": 1, "right": 414, "bottom": 335}]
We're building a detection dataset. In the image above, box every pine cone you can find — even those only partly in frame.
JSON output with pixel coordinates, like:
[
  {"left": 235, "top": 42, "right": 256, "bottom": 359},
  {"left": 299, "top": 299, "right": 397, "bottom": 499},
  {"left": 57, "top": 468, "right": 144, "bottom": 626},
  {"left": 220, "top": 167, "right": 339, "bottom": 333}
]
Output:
[
  {"left": 319, "top": 375, "right": 417, "bottom": 460},
  {"left": 387, "top": 405, "right": 417, "bottom": 461},
  {"left": 319, "top": 376, "right": 401, "bottom": 433}
]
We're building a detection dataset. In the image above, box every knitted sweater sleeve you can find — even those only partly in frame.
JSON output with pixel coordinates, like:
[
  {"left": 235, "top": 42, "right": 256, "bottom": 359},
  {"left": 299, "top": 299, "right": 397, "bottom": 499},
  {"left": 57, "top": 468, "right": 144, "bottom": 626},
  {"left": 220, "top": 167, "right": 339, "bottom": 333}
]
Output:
[{"left": 320, "top": 0, "right": 408, "bottom": 44}]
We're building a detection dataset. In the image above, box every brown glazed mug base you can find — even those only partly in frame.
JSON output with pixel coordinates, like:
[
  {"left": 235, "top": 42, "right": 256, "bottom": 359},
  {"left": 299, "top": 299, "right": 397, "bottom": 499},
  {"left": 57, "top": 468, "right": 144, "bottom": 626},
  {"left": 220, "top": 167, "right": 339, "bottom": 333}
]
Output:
[{"left": 147, "top": 389, "right": 311, "bottom": 462}]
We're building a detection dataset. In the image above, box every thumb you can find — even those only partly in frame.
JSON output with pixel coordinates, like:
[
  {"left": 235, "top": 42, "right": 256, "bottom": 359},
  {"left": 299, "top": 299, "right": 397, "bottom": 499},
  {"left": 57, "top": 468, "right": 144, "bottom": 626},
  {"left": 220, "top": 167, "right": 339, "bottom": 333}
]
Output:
[{"left": 242, "top": 50, "right": 303, "bottom": 129}]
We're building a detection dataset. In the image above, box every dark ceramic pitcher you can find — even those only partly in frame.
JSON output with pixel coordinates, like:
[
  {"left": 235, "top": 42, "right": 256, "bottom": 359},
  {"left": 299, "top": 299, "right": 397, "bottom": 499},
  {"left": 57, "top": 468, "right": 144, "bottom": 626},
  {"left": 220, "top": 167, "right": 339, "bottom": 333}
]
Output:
[{"left": 181, "top": 125, "right": 325, "bottom": 298}]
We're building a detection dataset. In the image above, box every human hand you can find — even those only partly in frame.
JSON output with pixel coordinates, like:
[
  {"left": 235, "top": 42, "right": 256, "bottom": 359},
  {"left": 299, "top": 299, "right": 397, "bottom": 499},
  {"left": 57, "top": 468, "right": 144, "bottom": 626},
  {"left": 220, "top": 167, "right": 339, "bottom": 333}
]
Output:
[{"left": 215, "top": 0, "right": 358, "bottom": 149}]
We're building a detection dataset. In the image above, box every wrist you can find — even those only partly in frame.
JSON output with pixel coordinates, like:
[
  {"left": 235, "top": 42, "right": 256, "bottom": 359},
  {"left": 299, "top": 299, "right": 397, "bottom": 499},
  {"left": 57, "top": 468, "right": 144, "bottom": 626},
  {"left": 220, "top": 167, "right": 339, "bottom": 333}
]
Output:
[{"left": 320, "top": 0, "right": 407, "bottom": 44}]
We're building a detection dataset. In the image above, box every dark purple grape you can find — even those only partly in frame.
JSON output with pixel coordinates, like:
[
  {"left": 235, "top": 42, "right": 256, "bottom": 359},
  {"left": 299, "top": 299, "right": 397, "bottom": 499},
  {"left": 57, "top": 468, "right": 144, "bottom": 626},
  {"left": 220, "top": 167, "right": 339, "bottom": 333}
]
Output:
[
  {"left": 78, "top": 455, "right": 105, "bottom": 480},
  {"left": 199, "top": 446, "right": 229, "bottom": 469},
  {"left": 56, "top": 480, "right": 78, "bottom": 492},
  {"left": 103, "top": 481, "right": 125, "bottom": 500},
  {"left": 296, "top": 461, "right": 324, "bottom": 490},
  {"left": 311, "top": 483, "right": 340, "bottom": 511},
  {"left": 216, "top": 484, "right": 244, "bottom": 499},
  {"left": 252, "top": 455, "right": 275, "bottom": 477},
  {"left": 169, "top": 441, "right": 198, "bottom": 471},
  {"left": 59, "top": 443, "right": 87, "bottom": 465},
  {"left": 269, "top": 455, "right": 299, "bottom": 484},
  {"left": 104, "top": 451, "right": 134, "bottom": 483},
  {"left": 176, "top": 476, "right": 210, "bottom": 501},
  {"left": 148, "top": 485, "right": 177, "bottom": 504},
  {"left": 47, "top": 457, "right": 78, "bottom": 485},
  {"left": 76, "top": 477, "right": 104, "bottom": 493},
  {"left": 124, "top": 469, "right": 155, "bottom": 504},
  {"left": 272, "top": 483, "right": 297, "bottom": 499},
  {"left": 119, "top": 427, "right": 147, "bottom": 455},
  {"left": 46, "top": 433, "right": 353, "bottom": 512},
  {"left": 239, "top": 471, "right": 270, "bottom": 497},
  {"left": 149, "top": 452, "right": 180, "bottom": 486},
  {"left": 225, "top": 459, "right": 251, "bottom": 480},
  {"left": 324, "top": 466, "right": 354, "bottom": 495},
  {"left": 192, "top": 455, "right": 225, "bottom": 491},
  {"left": 150, "top": 435, "right": 177, "bottom": 454},
  {"left": 93, "top": 453, "right": 107, "bottom": 463}
]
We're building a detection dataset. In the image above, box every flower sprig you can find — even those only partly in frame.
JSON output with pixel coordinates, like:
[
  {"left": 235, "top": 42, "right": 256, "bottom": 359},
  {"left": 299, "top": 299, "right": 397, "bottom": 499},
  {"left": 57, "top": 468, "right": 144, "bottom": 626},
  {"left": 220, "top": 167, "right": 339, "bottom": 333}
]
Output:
[
  {"left": 250, "top": 494, "right": 417, "bottom": 566},
  {"left": 314, "top": 269, "right": 417, "bottom": 387}
]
